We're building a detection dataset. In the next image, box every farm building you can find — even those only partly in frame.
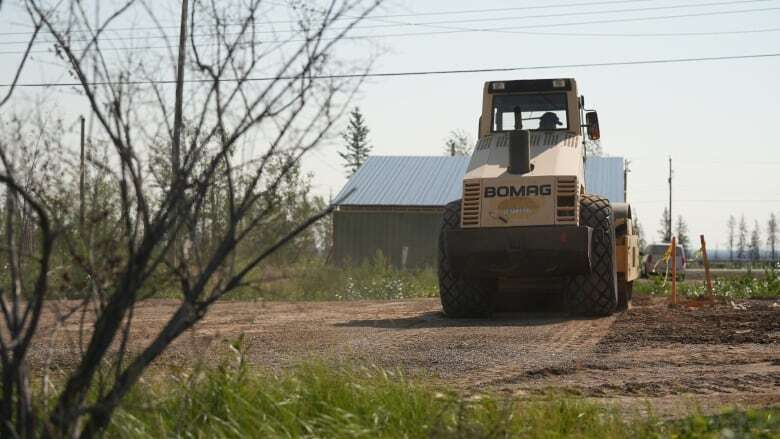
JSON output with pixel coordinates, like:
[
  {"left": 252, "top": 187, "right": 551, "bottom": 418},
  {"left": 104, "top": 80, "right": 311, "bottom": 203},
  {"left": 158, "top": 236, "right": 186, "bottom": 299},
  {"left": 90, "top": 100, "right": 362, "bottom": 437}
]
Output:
[{"left": 332, "top": 155, "right": 626, "bottom": 268}]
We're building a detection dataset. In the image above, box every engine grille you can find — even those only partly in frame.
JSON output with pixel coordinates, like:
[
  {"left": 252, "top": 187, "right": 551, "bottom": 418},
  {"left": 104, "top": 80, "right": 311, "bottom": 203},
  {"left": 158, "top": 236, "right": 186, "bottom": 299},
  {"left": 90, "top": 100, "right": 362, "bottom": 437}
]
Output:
[
  {"left": 461, "top": 181, "right": 481, "bottom": 227},
  {"left": 556, "top": 177, "right": 578, "bottom": 224}
]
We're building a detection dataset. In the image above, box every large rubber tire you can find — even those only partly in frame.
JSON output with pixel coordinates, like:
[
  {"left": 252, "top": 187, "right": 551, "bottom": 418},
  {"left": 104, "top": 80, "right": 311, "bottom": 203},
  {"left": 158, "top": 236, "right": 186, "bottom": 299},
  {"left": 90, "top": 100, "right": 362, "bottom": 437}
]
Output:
[
  {"left": 438, "top": 200, "right": 494, "bottom": 318},
  {"left": 617, "top": 274, "right": 633, "bottom": 311},
  {"left": 566, "top": 195, "right": 619, "bottom": 316}
]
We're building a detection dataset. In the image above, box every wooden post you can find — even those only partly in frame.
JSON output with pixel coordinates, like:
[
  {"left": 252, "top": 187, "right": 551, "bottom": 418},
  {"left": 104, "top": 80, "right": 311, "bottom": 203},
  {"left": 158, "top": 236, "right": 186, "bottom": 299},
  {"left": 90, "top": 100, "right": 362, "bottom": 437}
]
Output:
[
  {"left": 700, "top": 234, "right": 714, "bottom": 302},
  {"left": 671, "top": 236, "right": 677, "bottom": 305},
  {"left": 171, "top": 0, "right": 189, "bottom": 186},
  {"left": 79, "top": 115, "right": 86, "bottom": 229}
]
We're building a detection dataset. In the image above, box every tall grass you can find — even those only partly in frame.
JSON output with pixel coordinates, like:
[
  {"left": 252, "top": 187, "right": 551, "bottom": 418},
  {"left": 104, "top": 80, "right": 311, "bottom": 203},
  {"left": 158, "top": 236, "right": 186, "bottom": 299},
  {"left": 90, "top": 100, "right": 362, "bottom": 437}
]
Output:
[
  {"left": 219, "top": 252, "right": 439, "bottom": 302},
  {"left": 109, "top": 353, "right": 780, "bottom": 438}
]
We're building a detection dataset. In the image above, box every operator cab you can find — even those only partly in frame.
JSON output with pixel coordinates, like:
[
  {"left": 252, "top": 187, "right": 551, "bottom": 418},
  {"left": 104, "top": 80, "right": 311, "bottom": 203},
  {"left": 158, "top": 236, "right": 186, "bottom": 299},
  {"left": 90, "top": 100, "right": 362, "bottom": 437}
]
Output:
[
  {"left": 478, "top": 78, "right": 600, "bottom": 141},
  {"left": 492, "top": 93, "right": 568, "bottom": 131}
]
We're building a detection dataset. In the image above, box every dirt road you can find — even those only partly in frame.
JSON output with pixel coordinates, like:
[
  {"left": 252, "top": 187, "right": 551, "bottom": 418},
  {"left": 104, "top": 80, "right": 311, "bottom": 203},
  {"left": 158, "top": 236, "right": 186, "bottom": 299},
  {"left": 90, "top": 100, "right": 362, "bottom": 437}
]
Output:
[{"left": 33, "top": 295, "right": 780, "bottom": 416}]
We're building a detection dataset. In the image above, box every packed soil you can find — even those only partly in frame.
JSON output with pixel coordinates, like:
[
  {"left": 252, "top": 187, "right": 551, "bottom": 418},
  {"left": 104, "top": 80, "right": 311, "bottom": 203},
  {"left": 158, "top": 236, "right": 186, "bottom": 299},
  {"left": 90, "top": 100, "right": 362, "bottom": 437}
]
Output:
[{"left": 31, "top": 295, "right": 780, "bottom": 417}]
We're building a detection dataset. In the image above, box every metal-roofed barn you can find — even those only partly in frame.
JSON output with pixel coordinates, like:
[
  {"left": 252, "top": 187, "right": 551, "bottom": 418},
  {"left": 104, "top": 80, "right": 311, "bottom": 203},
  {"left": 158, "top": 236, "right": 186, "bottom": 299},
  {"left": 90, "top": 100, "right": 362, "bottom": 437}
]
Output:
[{"left": 333, "top": 155, "right": 625, "bottom": 268}]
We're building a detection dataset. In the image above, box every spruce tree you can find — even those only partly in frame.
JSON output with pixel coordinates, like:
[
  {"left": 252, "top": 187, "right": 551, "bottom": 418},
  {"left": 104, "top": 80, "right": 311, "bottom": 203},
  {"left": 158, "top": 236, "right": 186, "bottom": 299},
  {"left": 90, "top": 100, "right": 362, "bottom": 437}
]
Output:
[
  {"left": 339, "top": 107, "right": 372, "bottom": 177},
  {"left": 737, "top": 215, "right": 748, "bottom": 260},
  {"left": 675, "top": 215, "right": 690, "bottom": 256},
  {"left": 768, "top": 213, "right": 778, "bottom": 261},
  {"left": 750, "top": 220, "right": 761, "bottom": 261},
  {"left": 657, "top": 207, "right": 671, "bottom": 242}
]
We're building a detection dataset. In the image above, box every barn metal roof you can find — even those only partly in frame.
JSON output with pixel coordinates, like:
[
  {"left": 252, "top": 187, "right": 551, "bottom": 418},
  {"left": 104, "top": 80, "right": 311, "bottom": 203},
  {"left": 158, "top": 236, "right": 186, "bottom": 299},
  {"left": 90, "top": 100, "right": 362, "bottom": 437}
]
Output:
[
  {"left": 336, "top": 156, "right": 470, "bottom": 207},
  {"left": 335, "top": 155, "right": 624, "bottom": 207}
]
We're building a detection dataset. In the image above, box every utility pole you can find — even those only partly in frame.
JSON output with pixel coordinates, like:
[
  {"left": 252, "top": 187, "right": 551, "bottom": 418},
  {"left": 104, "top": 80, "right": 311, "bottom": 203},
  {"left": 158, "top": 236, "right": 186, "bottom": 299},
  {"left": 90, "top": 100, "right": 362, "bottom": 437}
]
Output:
[
  {"left": 171, "top": 0, "right": 189, "bottom": 186},
  {"left": 79, "top": 115, "right": 86, "bottom": 228},
  {"left": 668, "top": 156, "right": 673, "bottom": 242},
  {"left": 623, "top": 159, "right": 630, "bottom": 202}
]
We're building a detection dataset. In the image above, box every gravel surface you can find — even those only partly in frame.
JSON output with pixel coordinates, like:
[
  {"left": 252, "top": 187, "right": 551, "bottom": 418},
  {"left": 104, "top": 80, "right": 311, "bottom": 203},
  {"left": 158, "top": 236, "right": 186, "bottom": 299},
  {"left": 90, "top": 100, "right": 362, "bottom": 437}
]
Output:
[{"left": 31, "top": 294, "right": 780, "bottom": 416}]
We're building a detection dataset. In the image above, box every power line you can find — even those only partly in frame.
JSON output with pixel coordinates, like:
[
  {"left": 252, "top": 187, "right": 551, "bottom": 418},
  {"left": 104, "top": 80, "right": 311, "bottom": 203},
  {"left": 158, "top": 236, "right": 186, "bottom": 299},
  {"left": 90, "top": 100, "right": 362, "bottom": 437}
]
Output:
[
  {"left": 515, "top": 27, "right": 780, "bottom": 37},
  {"left": 310, "top": 149, "right": 344, "bottom": 173},
  {"left": 6, "top": 25, "right": 779, "bottom": 57},
  {"left": 375, "top": 0, "right": 779, "bottom": 28},
  {"left": 383, "top": 6, "right": 780, "bottom": 35},
  {"left": 0, "top": 0, "right": 695, "bottom": 37},
  {"left": 1, "top": 0, "right": 777, "bottom": 48},
  {"left": 2, "top": 7, "right": 778, "bottom": 57},
  {"left": 3, "top": 52, "right": 780, "bottom": 88},
  {"left": 336, "top": 0, "right": 669, "bottom": 18}
]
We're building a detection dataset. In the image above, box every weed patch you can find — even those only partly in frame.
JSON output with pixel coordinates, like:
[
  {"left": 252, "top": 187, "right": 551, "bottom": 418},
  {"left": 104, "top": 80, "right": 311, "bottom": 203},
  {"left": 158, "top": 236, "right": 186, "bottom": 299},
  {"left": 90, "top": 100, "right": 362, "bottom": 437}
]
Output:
[
  {"left": 109, "top": 357, "right": 780, "bottom": 438},
  {"left": 635, "top": 269, "right": 780, "bottom": 299}
]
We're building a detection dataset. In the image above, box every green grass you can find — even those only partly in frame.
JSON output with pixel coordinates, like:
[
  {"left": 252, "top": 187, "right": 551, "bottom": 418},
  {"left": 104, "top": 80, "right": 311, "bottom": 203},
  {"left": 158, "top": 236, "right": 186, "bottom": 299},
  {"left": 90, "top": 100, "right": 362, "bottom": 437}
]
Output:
[
  {"left": 634, "top": 269, "right": 780, "bottom": 299},
  {"left": 108, "top": 356, "right": 780, "bottom": 438},
  {"left": 251, "top": 253, "right": 438, "bottom": 302},
  {"left": 166, "top": 252, "right": 440, "bottom": 302}
]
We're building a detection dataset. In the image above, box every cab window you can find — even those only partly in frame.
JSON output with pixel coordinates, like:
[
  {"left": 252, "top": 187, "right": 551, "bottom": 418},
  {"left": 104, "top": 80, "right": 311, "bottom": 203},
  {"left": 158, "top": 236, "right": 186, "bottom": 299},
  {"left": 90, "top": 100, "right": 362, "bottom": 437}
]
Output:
[{"left": 492, "top": 93, "right": 568, "bottom": 131}]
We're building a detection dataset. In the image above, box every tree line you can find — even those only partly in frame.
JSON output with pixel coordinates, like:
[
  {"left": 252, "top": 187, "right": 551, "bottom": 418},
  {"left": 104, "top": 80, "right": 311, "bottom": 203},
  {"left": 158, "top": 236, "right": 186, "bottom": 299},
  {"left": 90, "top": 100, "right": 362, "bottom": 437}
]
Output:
[
  {"left": 651, "top": 208, "right": 778, "bottom": 262},
  {"left": 726, "top": 213, "right": 778, "bottom": 262}
]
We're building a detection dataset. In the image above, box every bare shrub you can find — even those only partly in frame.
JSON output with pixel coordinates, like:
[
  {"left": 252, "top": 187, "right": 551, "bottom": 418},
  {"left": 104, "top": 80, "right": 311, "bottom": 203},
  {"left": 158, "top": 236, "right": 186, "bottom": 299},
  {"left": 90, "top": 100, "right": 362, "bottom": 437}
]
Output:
[{"left": 0, "top": 0, "right": 381, "bottom": 436}]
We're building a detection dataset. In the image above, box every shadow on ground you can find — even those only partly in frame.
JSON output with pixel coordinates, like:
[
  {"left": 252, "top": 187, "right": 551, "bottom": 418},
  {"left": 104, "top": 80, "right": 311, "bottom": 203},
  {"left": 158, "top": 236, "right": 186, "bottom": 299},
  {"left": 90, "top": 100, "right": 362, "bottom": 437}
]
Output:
[{"left": 337, "top": 289, "right": 600, "bottom": 329}]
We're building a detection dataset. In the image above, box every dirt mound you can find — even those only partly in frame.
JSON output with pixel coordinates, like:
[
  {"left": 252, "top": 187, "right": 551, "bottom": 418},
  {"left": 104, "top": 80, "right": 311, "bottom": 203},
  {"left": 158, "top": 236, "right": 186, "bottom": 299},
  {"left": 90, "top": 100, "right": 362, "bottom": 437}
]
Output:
[{"left": 603, "top": 298, "right": 780, "bottom": 346}]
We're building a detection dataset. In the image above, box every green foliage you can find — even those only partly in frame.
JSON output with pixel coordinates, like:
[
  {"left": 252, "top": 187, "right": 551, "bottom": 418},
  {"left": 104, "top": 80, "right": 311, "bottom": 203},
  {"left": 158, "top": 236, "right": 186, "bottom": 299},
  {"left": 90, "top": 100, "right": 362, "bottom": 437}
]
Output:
[
  {"left": 238, "top": 158, "right": 330, "bottom": 265},
  {"left": 108, "top": 357, "right": 780, "bottom": 438},
  {"left": 634, "top": 269, "right": 780, "bottom": 299},
  {"left": 668, "top": 408, "right": 780, "bottom": 438},
  {"left": 243, "top": 252, "right": 438, "bottom": 302}
]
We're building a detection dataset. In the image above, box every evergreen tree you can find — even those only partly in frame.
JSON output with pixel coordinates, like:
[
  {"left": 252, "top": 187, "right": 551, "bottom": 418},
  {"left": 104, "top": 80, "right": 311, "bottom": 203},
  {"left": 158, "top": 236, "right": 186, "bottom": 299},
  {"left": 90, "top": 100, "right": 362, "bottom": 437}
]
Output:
[
  {"left": 737, "top": 214, "right": 748, "bottom": 260},
  {"left": 657, "top": 207, "right": 671, "bottom": 242},
  {"left": 767, "top": 213, "right": 778, "bottom": 261},
  {"left": 634, "top": 213, "right": 647, "bottom": 250},
  {"left": 675, "top": 215, "right": 690, "bottom": 256},
  {"left": 749, "top": 220, "right": 761, "bottom": 261},
  {"left": 443, "top": 130, "right": 472, "bottom": 156},
  {"left": 726, "top": 215, "right": 736, "bottom": 261},
  {"left": 339, "top": 107, "right": 372, "bottom": 176}
]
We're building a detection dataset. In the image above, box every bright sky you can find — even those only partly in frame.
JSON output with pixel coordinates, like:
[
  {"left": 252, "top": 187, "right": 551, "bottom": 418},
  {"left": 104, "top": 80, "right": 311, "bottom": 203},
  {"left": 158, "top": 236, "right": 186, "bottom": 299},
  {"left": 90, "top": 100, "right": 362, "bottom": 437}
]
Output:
[{"left": 2, "top": 0, "right": 780, "bottom": 253}]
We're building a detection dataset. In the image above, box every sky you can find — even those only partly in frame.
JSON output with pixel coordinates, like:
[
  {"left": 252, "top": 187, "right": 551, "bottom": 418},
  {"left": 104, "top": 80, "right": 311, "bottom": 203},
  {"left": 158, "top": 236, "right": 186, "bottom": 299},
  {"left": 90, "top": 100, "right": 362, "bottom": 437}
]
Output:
[{"left": 2, "top": 0, "right": 780, "bottom": 254}]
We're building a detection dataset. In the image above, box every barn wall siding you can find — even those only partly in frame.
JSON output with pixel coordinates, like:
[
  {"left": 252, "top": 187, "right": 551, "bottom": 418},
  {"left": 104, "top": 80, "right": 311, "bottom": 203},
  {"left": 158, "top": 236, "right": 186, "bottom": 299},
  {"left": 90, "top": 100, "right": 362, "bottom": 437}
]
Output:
[{"left": 333, "top": 210, "right": 443, "bottom": 268}]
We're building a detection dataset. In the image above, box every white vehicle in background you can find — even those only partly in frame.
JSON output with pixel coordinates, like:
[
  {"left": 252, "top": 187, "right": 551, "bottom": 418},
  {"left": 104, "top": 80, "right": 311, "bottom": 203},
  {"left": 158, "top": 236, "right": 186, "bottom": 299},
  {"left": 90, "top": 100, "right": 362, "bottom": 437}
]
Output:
[{"left": 641, "top": 243, "right": 686, "bottom": 280}]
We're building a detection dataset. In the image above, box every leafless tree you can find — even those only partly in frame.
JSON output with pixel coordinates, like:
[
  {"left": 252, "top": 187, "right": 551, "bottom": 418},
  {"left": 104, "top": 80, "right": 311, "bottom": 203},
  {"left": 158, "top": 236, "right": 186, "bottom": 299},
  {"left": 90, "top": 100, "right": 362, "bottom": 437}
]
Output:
[
  {"left": 0, "top": 0, "right": 381, "bottom": 436},
  {"left": 727, "top": 214, "right": 736, "bottom": 261},
  {"left": 0, "top": 6, "right": 42, "bottom": 108},
  {"left": 767, "top": 213, "right": 777, "bottom": 262}
]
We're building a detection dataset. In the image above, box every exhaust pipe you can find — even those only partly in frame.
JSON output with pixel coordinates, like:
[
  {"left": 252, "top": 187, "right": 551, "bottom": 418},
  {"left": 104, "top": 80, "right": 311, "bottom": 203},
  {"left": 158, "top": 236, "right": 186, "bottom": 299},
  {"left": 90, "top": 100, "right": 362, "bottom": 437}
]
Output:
[{"left": 508, "top": 130, "right": 531, "bottom": 175}]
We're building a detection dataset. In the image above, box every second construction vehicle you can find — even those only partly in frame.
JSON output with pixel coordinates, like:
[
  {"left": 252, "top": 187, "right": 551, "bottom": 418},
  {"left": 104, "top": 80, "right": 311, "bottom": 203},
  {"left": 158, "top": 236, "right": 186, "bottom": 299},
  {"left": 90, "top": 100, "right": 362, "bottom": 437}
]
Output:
[{"left": 439, "top": 78, "right": 640, "bottom": 317}]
